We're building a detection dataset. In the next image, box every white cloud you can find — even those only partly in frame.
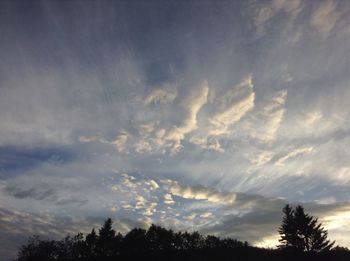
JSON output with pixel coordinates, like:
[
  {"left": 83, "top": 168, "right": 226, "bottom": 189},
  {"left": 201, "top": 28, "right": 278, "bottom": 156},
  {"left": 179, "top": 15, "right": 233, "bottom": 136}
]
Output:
[
  {"left": 164, "top": 193, "right": 175, "bottom": 205},
  {"left": 190, "top": 136, "right": 224, "bottom": 152},
  {"left": 143, "top": 85, "right": 177, "bottom": 105},
  {"left": 208, "top": 75, "right": 255, "bottom": 136},
  {"left": 92, "top": 81, "right": 210, "bottom": 155},
  {"left": 252, "top": 90, "right": 287, "bottom": 142},
  {"left": 112, "top": 131, "right": 131, "bottom": 153},
  {"left": 121, "top": 173, "right": 138, "bottom": 189},
  {"left": 142, "top": 202, "right": 157, "bottom": 216},
  {"left": 188, "top": 75, "right": 255, "bottom": 152},
  {"left": 275, "top": 147, "right": 313, "bottom": 167},
  {"left": 200, "top": 212, "right": 213, "bottom": 218},
  {"left": 186, "top": 212, "right": 197, "bottom": 221},
  {"left": 303, "top": 110, "right": 323, "bottom": 125},
  {"left": 135, "top": 195, "right": 147, "bottom": 209},
  {"left": 145, "top": 180, "right": 159, "bottom": 191},
  {"left": 165, "top": 81, "right": 209, "bottom": 154},
  {"left": 250, "top": 151, "right": 273, "bottom": 167},
  {"left": 164, "top": 180, "right": 236, "bottom": 205},
  {"left": 138, "top": 123, "right": 156, "bottom": 134},
  {"left": 135, "top": 139, "right": 153, "bottom": 153}
]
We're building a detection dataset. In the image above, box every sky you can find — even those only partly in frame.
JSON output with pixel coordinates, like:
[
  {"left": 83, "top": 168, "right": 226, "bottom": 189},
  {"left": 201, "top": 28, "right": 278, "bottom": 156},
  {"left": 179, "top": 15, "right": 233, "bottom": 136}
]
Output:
[{"left": 1, "top": 0, "right": 350, "bottom": 259}]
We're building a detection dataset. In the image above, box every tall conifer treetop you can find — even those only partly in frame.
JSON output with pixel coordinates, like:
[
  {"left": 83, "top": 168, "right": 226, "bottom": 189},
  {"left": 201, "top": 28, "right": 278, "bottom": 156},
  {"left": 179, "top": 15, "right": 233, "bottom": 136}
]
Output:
[{"left": 278, "top": 204, "right": 335, "bottom": 252}]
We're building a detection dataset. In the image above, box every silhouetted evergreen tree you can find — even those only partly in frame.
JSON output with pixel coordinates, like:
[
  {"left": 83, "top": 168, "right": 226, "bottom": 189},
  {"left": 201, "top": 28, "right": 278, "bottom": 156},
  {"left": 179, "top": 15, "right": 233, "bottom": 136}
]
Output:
[
  {"left": 278, "top": 204, "right": 335, "bottom": 252},
  {"left": 279, "top": 204, "right": 297, "bottom": 249},
  {"left": 96, "top": 218, "right": 116, "bottom": 257},
  {"left": 84, "top": 229, "right": 97, "bottom": 258}
]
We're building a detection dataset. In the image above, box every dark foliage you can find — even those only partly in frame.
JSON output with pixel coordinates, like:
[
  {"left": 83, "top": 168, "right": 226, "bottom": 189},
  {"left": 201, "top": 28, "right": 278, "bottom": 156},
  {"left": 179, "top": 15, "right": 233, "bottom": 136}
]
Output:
[
  {"left": 279, "top": 204, "right": 335, "bottom": 252},
  {"left": 16, "top": 206, "right": 349, "bottom": 261}
]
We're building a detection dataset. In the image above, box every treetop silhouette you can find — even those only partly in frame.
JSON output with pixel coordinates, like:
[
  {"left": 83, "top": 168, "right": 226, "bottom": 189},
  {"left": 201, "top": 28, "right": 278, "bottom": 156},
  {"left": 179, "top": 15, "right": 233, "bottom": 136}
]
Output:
[
  {"left": 16, "top": 205, "right": 349, "bottom": 261},
  {"left": 278, "top": 204, "right": 335, "bottom": 252}
]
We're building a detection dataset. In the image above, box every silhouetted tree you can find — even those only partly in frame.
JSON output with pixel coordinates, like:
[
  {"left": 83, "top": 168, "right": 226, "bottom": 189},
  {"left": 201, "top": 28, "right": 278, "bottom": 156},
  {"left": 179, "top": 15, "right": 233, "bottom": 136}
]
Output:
[
  {"left": 84, "top": 228, "right": 97, "bottom": 257},
  {"left": 180, "top": 231, "right": 204, "bottom": 249},
  {"left": 279, "top": 204, "right": 297, "bottom": 249},
  {"left": 96, "top": 218, "right": 116, "bottom": 257},
  {"left": 278, "top": 204, "right": 335, "bottom": 252},
  {"left": 17, "top": 236, "right": 58, "bottom": 261},
  {"left": 204, "top": 235, "right": 221, "bottom": 249},
  {"left": 146, "top": 224, "right": 175, "bottom": 251},
  {"left": 58, "top": 233, "right": 85, "bottom": 260},
  {"left": 113, "top": 232, "right": 124, "bottom": 256},
  {"left": 122, "top": 227, "right": 147, "bottom": 254}
]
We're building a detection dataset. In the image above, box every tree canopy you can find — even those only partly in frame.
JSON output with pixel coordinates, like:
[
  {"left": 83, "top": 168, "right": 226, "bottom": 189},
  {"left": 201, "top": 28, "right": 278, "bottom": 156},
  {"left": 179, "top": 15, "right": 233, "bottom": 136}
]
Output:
[
  {"left": 278, "top": 204, "right": 335, "bottom": 252},
  {"left": 16, "top": 205, "right": 349, "bottom": 261}
]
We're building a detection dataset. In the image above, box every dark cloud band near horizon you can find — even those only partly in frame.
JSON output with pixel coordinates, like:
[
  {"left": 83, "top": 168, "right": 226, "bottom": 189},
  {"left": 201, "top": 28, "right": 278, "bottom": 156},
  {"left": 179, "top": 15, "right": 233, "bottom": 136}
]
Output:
[{"left": 1, "top": 0, "right": 350, "bottom": 260}]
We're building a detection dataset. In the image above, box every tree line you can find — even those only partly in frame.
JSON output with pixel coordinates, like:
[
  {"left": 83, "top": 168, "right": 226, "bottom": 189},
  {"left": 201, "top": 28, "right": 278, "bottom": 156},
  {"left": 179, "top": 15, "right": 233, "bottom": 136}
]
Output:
[{"left": 15, "top": 205, "right": 350, "bottom": 261}]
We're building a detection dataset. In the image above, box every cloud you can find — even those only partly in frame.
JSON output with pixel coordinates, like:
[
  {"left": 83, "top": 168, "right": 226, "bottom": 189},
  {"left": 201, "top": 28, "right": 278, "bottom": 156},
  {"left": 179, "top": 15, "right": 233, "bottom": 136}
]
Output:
[
  {"left": 303, "top": 110, "right": 323, "bottom": 125},
  {"left": 3, "top": 179, "right": 88, "bottom": 207},
  {"left": 163, "top": 180, "right": 236, "bottom": 204},
  {"left": 76, "top": 81, "right": 209, "bottom": 155},
  {"left": 79, "top": 130, "right": 131, "bottom": 153},
  {"left": 135, "top": 195, "right": 147, "bottom": 209},
  {"left": 145, "top": 179, "right": 159, "bottom": 191},
  {"left": 208, "top": 75, "right": 255, "bottom": 137},
  {"left": 143, "top": 85, "right": 177, "bottom": 105},
  {"left": 250, "top": 151, "right": 273, "bottom": 167},
  {"left": 200, "top": 212, "right": 213, "bottom": 218},
  {"left": 164, "top": 81, "right": 209, "bottom": 154},
  {"left": 186, "top": 212, "right": 197, "bottom": 221},
  {"left": 78, "top": 135, "right": 108, "bottom": 144},
  {"left": 120, "top": 173, "right": 138, "bottom": 189},
  {"left": 112, "top": 131, "right": 131, "bottom": 153},
  {"left": 252, "top": 0, "right": 302, "bottom": 37},
  {"left": 310, "top": 0, "right": 341, "bottom": 38},
  {"left": 5, "top": 185, "right": 56, "bottom": 201},
  {"left": 142, "top": 202, "right": 158, "bottom": 216},
  {"left": 252, "top": 90, "right": 287, "bottom": 142},
  {"left": 189, "top": 136, "right": 224, "bottom": 152},
  {"left": 135, "top": 139, "right": 153, "bottom": 153},
  {"left": 188, "top": 75, "right": 255, "bottom": 152},
  {"left": 274, "top": 147, "right": 313, "bottom": 167},
  {"left": 164, "top": 193, "right": 175, "bottom": 205},
  {"left": 0, "top": 145, "right": 75, "bottom": 173}
]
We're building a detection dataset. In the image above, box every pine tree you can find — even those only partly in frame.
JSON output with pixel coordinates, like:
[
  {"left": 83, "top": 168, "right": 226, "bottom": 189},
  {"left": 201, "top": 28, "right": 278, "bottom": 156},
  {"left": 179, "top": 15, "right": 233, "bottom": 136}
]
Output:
[
  {"left": 97, "top": 218, "right": 116, "bottom": 257},
  {"left": 278, "top": 204, "right": 297, "bottom": 249},
  {"left": 85, "top": 228, "right": 97, "bottom": 257},
  {"left": 278, "top": 204, "right": 335, "bottom": 252}
]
